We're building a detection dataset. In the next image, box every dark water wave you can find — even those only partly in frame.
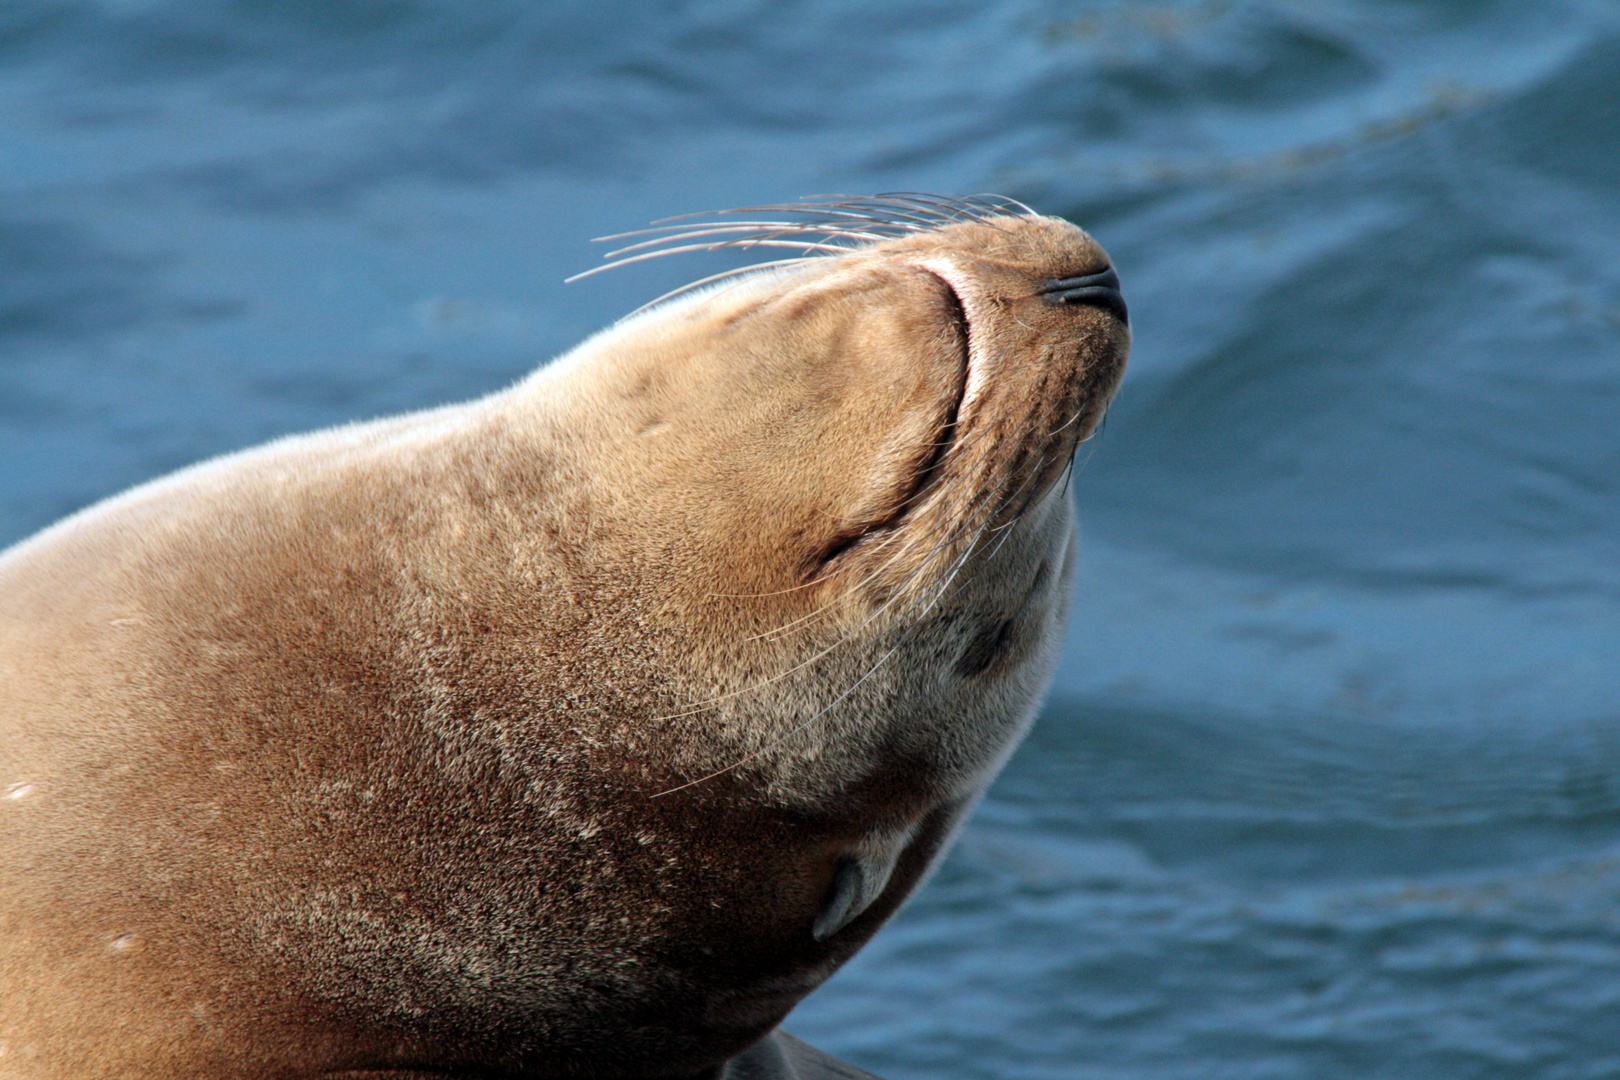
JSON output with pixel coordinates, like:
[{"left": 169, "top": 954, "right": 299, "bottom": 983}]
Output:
[
  {"left": 1022, "top": 699, "right": 1620, "bottom": 835},
  {"left": 3, "top": 1, "right": 1619, "bottom": 1077}
]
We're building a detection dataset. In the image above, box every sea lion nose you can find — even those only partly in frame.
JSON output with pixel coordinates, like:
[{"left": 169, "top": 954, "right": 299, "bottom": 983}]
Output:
[{"left": 1037, "top": 266, "right": 1128, "bottom": 326}]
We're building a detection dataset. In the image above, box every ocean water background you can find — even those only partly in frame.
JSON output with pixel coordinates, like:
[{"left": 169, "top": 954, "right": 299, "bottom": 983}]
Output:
[{"left": 3, "top": 1, "right": 1619, "bottom": 1076}]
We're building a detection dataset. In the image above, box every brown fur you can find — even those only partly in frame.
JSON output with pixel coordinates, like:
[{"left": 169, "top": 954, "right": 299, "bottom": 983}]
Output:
[{"left": 0, "top": 209, "right": 1128, "bottom": 1079}]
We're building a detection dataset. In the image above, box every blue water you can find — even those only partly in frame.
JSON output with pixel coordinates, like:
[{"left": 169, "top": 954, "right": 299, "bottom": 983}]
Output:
[{"left": 4, "top": 2, "right": 1619, "bottom": 1076}]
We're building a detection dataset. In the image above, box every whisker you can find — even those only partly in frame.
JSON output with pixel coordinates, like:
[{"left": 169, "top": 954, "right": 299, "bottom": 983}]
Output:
[
  {"left": 566, "top": 239, "right": 857, "bottom": 284},
  {"left": 618, "top": 259, "right": 815, "bottom": 318},
  {"left": 649, "top": 200, "right": 926, "bottom": 237},
  {"left": 794, "top": 196, "right": 958, "bottom": 231},
  {"left": 957, "top": 192, "right": 1039, "bottom": 218},
  {"left": 598, "top": 226, "right": 888, "bottom": 259},
  {"left": 868, "top": 192, "right": 987, "bottom": 223}
]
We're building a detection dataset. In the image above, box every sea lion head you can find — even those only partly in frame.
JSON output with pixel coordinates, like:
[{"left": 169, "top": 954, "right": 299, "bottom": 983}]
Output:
[
  {"left": 529, "top": 198, "right": 1129, "bottom": 805},
  {"left": 463, "top": 198, "right": 1132, "bottom": 1054}
]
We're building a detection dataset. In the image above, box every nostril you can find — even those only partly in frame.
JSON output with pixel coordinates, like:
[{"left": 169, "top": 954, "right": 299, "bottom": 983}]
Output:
[{"left": 1037, "top": 265, "right": 1128, "bottom": 326}]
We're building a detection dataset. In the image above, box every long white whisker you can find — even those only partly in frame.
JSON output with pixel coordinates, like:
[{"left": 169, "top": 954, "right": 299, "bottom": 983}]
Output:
[
  {"left": 649, "top": 201, "right": 924, "bottom": 237},
  {"left": 618, "top": 259, "right": 814, "bottom": 318},
  {"left": 598, "top": 225, "right": 888, "bottom": 257},
  {"left": 565, "top": 239, "right": 856, "bottom": 284}
]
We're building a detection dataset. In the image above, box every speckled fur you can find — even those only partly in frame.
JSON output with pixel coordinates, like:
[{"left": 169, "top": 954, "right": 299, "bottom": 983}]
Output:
[{"left": 0, "top": 211, "right": 1127, "bottom": 1079}]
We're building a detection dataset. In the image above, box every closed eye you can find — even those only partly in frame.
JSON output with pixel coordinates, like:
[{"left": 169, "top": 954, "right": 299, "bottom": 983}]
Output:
[{"left": 806, "top": 271, "right": 970, "bottom": 578}]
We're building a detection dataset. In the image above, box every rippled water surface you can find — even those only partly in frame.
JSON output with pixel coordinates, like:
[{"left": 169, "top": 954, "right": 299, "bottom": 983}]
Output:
[{"left": 4, "top": 2, "right": 1619, "bottom": 1076}]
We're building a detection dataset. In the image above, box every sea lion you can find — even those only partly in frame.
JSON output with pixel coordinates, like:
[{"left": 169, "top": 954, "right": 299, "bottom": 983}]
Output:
[{"left": 0, "top": 195, "right": 1129, "bottom": 1079}]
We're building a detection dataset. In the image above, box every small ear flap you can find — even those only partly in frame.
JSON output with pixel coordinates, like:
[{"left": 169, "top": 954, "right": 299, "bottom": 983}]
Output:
[{"left": 811, "top": 823, "right": 917, "bottom": 941}]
